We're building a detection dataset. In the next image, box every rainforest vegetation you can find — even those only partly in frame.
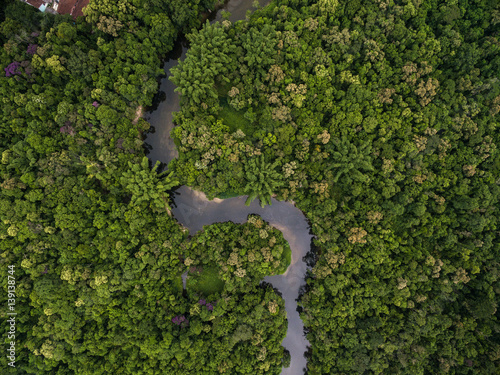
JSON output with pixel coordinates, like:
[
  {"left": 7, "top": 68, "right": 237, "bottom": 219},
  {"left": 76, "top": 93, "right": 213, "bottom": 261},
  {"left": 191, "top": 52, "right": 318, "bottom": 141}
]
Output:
[
  {"left": 0, "top": 1, "right": 289, "bottom": 373},
  {"left": 170, "top": 0, "right": 500, "bottom": 374},
  {"left": 1, "top": 0, "right": 500, "bottom": 374}
]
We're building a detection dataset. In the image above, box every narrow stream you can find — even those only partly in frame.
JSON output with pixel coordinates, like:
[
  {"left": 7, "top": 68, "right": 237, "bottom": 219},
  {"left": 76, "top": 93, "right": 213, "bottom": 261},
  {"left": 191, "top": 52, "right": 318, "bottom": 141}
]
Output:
[{"left": 144, "top": 2, "right": 311, "bottom": 374}]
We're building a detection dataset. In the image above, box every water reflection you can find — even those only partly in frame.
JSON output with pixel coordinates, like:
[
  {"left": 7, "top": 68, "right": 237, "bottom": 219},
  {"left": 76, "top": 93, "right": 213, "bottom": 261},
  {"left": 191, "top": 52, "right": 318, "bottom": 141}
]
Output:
[
  {"left": 208, "top": 0, "right": 270, "bottom": 23},
  {"left": 143, "top": 46, "right": 187, "bottom": 165}
]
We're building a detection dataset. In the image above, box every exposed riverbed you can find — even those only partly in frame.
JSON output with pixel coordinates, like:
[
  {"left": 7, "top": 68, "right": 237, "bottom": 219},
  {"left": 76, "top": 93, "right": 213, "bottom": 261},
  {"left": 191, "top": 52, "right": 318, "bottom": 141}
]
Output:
[{"left": 144, "top": 1, "right": 311, "bottom": 374}]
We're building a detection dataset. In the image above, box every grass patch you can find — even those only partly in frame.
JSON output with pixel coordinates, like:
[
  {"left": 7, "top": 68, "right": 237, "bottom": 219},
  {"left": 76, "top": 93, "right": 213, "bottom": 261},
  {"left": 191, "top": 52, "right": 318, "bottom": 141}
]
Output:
[
  {"left": 215, "top": 81, "right": 232, "bottom": 97},
  {"left": 281, "top": 244, "right": 292, "bottom": 269},
  {"left": 172, "top": 275, "right": 184, "bottom": 294},
  {"left": 216, "top": 190, "right": 243, "bottom": 199},
  {"left": 218, "top": 97, "right": 253, "bottom": 135},
  {"left": 187, "top": 266, "right": 225, "bottom": 296}
]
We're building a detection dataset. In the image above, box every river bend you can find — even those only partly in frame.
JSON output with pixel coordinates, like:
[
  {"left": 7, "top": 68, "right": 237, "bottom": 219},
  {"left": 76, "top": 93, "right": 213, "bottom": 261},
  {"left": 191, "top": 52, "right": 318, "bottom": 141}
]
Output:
[{"left": 145, "top": 1, "right": 311, "bottom": 374}]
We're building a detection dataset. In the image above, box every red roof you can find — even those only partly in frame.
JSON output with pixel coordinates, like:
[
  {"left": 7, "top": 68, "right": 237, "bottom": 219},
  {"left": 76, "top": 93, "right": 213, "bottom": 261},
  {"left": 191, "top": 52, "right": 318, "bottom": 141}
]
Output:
[
  {"left": 25, "top": 0, "right": 45, "bottom": 8},
  {"left": 72, "top": 0, "right": 89, "bottom": 18},
  {"left": 57, "top": 0, "right": 90, "bottom": 19}
]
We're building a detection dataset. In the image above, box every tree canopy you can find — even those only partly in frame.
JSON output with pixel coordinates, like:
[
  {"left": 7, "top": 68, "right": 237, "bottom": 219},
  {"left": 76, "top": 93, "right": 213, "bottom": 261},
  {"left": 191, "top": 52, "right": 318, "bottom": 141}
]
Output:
[{"left": 170, "top": 0, "right": 500, "bottom": 373}]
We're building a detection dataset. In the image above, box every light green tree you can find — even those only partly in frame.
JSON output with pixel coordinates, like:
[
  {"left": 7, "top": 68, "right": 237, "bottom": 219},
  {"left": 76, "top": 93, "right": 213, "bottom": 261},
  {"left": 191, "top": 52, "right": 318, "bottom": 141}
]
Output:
[{"left": 120, "top": 157, "right": 178, "bottom": 211}]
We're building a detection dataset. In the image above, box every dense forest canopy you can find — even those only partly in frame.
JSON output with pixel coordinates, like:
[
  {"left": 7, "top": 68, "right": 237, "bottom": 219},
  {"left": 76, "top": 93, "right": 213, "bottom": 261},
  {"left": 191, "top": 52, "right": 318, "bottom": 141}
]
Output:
[
  {"left": 0, "top": 0, "right": 289, "bottom": 373},
  {"left": 1, "top": 0, "right": 499, "bottom": 374},
  {"left": 170, "top": 0, "right": 500, "bottom": 374}
]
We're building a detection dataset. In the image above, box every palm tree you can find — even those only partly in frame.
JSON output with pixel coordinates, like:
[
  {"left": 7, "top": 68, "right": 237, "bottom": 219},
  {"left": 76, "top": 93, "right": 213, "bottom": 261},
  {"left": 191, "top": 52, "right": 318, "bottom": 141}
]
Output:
[
  {"left": 326, "top": 137, "right": 374, "bottom": 184},
  {"left": 120, "top": 157, "right": 178, "bottom": 211},
  {"left": 243, "top": 155, "right": 283, "bottom": 207}
]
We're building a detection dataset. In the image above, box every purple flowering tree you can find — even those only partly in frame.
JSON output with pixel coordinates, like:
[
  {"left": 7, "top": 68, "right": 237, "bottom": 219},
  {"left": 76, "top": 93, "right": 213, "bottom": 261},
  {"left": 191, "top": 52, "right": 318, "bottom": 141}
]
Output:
[
  {"left": 171, "top": 315, "right": 189, "bottom": 328},
  {"left": 198, "top": 299, "right": 216, "bottom": 311},
  {"left": 27, "top": 44, "right": 38, "bottom": 55},
  {"left": 4, "top": 62, "right": 21, "bottom": 77},
  {"left": 60, "top": 124, "right": 76, "bottom": 136}
]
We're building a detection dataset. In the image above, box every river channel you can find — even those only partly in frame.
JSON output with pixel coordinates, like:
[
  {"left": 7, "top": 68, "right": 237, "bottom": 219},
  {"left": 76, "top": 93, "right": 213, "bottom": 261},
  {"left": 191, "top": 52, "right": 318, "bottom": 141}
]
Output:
[{"left": 144, "top": 2, "right": 311, "bottom": 374}]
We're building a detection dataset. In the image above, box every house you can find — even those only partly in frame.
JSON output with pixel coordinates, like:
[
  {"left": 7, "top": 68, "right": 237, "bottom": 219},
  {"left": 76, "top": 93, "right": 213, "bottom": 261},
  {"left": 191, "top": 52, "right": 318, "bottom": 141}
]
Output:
[
  {"left": 54, "top": 0, "right": 90, "bottom": 19},
  {"left": 22, "top": 0, "right": 53, "bottom": 13},
  {"left": 21, "top": 0, "right": 90, "bottom": 19}
]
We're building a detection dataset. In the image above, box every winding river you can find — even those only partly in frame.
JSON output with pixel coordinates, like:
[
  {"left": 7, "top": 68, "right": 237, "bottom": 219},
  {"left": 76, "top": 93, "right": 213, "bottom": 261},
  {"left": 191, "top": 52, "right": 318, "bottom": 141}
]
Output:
[{"left": 144, "top": 2, "right": 311, "bottom": 374}]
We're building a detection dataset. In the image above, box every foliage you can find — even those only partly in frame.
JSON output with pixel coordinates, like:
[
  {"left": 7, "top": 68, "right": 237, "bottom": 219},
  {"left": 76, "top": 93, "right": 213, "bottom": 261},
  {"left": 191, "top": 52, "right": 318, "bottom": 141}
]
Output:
[
  {"left": 2, "top": 0, "right": 500, "bottom": 372},
  {"left": 120, "top": 157, "right": 178, "bottom": 211},
  {"left": 0, "top": 0, "right": 288, "bottom": 374},
  {"left": 185, "top": 216, "right": 291, "bottom": 293},
  {"left": 170, "top": 0, "right": 500, "bottom": 373},
  {"left": 243, "top": 155, "right": 284, "bottom": 207},
  {"left": 170, "top": 21, "right": 237, "bottom": 110},
  {"left": 176, "top": 217, "right": 291, "bottom": 374}
]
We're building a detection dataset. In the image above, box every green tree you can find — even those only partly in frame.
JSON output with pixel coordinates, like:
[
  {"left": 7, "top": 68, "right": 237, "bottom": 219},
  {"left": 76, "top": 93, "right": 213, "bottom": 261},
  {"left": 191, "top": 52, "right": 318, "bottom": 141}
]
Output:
[{"left": 243, "top": 155, "right": 284, "bottom": 207}]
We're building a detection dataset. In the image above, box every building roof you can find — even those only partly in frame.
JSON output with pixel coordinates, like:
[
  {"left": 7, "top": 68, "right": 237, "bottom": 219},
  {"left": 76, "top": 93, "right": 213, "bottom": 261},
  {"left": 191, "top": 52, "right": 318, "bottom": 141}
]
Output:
[
  {"left": 55, "top": 0, "right": 90, "bottom": 19},
  {"left": 23, "top": 0, "right": 90, "bottom": 19},
  {"left": 25, "top": 0, "right": 45, "bottom": 8},
  {"left": 72, "top": 0, "right": 90, "bottom": 18}
]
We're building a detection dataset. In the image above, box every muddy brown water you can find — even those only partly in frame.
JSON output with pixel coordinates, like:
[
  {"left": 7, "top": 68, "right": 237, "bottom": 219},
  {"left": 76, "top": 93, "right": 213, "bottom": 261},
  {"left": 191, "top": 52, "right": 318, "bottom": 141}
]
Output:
[{"left": 145, "top": 1, "right": 311, "bottom": 374}]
